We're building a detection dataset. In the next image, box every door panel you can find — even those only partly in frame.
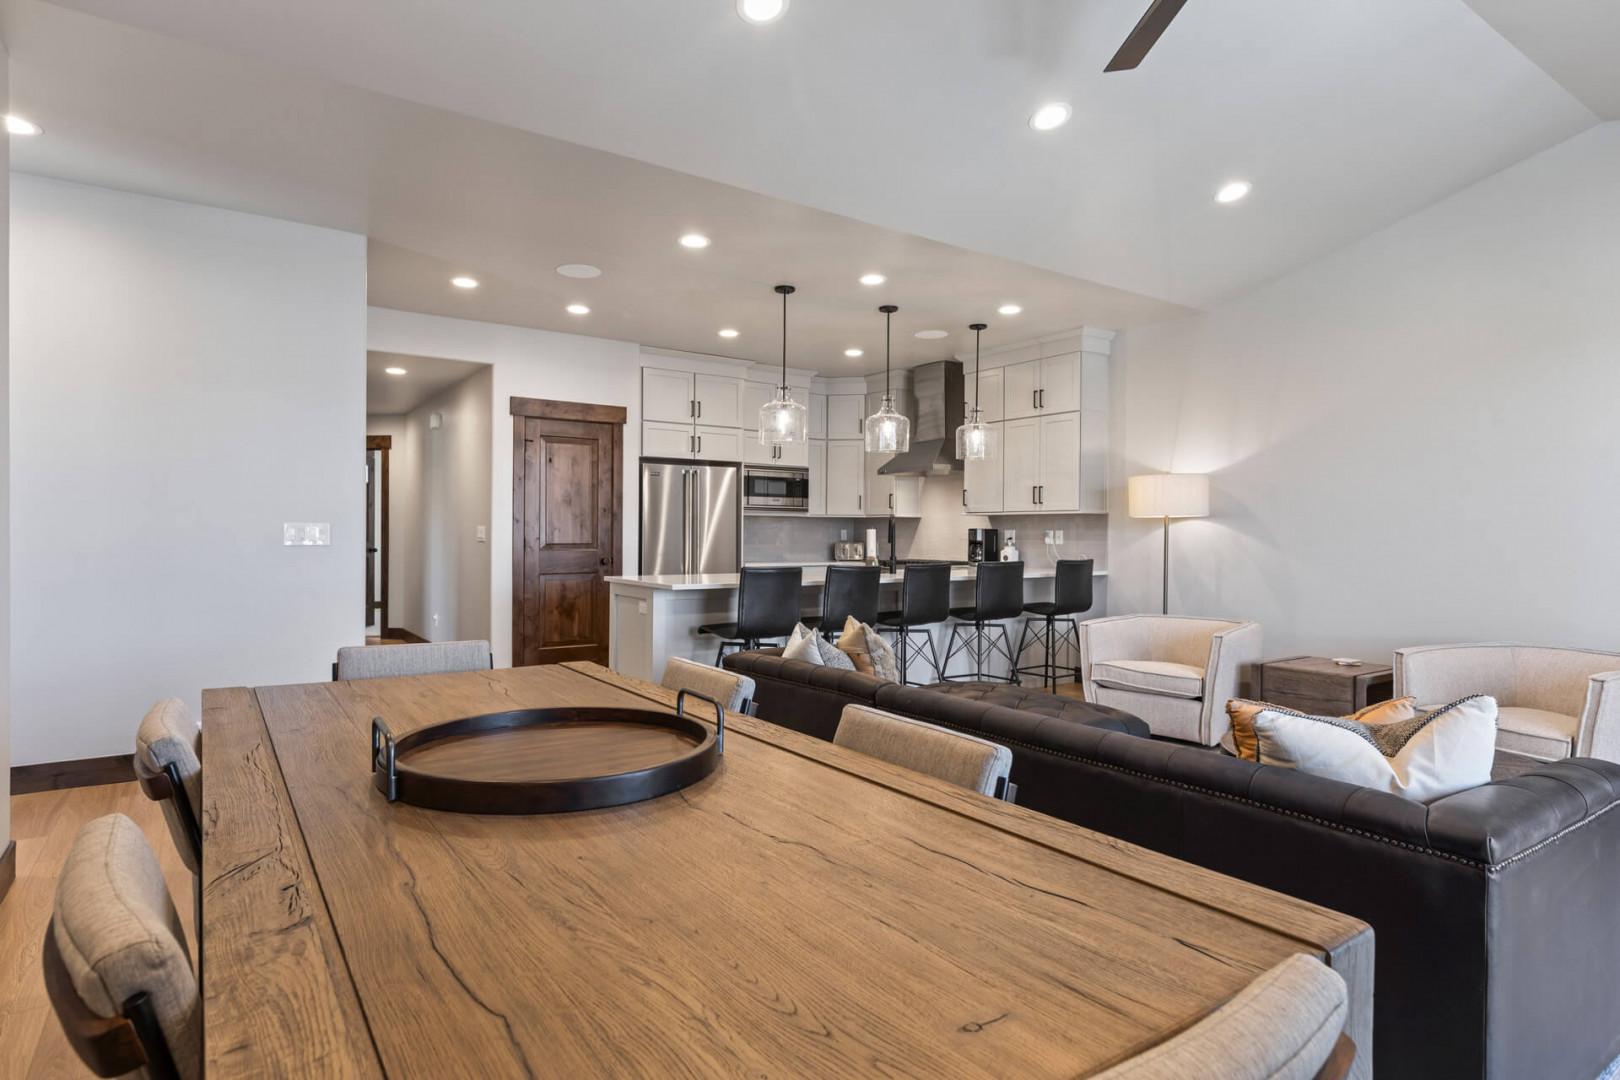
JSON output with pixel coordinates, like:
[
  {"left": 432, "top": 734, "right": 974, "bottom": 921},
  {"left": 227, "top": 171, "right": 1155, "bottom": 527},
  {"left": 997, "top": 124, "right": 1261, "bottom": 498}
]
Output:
[
  {"left": 695, "top": 425, "right": 742, "bottom": 462},
  {"left": 963, "top": 422, "right": 1004, "bottom": 513},
  {"left": 514, "top": 414, "right": 621, "bottom": 666},
  {"left": 1040, "top": 352, "right": 1082, "bottom": 414},
  {"left": 1002, "top": 417, "right": 1040, "bottom": 511},
  {"left": 643, "top": 420, "right": 694, "bottom": 459},
  {"left": 642, "top": 368, "right": 695, "bottom": 423},
  {"left": 825, "top": 440, "right": 864, "bottom": 516},
  {"left": 1038, "top": 412, "right": 1081, "bottom": 512},
  {"left": 693, "top": 374, "right": 742, "bottom": 428},
  {"left": 1003, "top": 360, "right": 1041, "bottom": 420},
  {"left": 826, "top": 394, "right": 864, "bottom": 439}
]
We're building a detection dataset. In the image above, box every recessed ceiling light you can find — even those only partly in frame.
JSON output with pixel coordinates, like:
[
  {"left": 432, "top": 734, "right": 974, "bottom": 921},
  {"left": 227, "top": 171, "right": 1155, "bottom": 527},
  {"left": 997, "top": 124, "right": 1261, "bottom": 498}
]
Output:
[
  {"left": 566, "top": 303, "right": 591, "bottom": 315},
  {"left": 997, "top": 303, "right": 1023, "bottom": 316},
  {"left": 844, "top": 348, "right": 864, "bottom": 358},
  {"left": 451, "top": 275, "right": 479, "bottom": 289},
  {"left": 384, "top": 367, "right": 408, "bottom": 376},
  {"left": 556, "top": 263, "right": 602, "bottom": 279},
  {"left": 859, "top": 273, "right": 886, "bottom": 286},
  {"left": 679, "top": 233, "right": 711, "bottom": 249},
  {"left": 1029, "top": 102, "right": 1071, "bottom": 132},
  {"left": 914, "top": 329, "right": 949, "bottom": 340},
  {"left": 737, "top": 0, "right": 788, "bottom": 24},
  {"left": 5, "top": 114, "right": 42, "bottom": 136},
  {"left": 1216, "top": 180, "right": 1253, "bottom": 204},
  {"left": 718, "top": 328, "right": 740, "bottom": 338}
]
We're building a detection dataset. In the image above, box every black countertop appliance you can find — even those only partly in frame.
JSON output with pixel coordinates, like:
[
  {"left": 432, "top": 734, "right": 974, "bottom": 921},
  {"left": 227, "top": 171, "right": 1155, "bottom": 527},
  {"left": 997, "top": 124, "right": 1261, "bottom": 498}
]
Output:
[{"left": 967, "top": 528, "right": 1000, "bottom": 564}]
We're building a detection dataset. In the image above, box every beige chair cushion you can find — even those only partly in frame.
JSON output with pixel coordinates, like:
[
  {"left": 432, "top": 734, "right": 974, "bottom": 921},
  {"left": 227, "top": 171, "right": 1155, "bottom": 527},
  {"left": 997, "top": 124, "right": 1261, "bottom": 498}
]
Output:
[
  {"left": 1096, "top": 953, "right": 1347, "bottom": 1080},
  {"left": 335, "top": 639, "right": 492, "bottom": 680},
  {"left": 834, "top": 705, "right": 1013, "bottom": 798},
  {"left": 134, "top": 698, "right": 202, "bottom": 874},
  {"left": 1494, "top": 706, "right": 1579, "bottom": 761},
  {"left": 53, "top": 814, "right": 200, "bottom": 1080},
  {"left": 661, "top": 657, "right": 756, "bottom": 713},
  {"left": 1092, "top": 660, "right": 1206, "bottom": 700}
]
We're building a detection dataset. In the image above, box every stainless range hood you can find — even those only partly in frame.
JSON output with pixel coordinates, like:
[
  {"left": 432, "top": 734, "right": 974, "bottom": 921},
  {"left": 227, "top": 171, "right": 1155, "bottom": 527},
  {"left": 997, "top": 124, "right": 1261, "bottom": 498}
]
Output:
[{"left": 877, "top": 360, "right": 965, "bottom": 476}]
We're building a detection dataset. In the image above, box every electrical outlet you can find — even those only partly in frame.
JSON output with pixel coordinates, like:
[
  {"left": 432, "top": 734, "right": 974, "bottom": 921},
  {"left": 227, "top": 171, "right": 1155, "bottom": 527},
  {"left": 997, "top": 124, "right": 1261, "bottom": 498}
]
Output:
[
  {"left": 1054, "top": 529, "right": 1064, "bottom": 544},
  {"left": 432, "top": 613, "right": 440, "bottom": 628},
  {"left": 1043, "top": 529, "right": 1054, "bottom": 544},
  {"left": 840, "top": 528, "right": 849, "bottom": 541}
]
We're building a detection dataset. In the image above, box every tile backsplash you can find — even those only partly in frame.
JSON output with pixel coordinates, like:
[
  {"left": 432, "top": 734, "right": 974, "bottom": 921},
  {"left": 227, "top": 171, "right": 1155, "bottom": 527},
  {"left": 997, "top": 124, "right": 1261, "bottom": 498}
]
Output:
[
  {"left": 743, "top": 515, "right": 862, "bottom": 563},
  {"left": 859, "top": 474, "right": 1108, "bottom": 569}
]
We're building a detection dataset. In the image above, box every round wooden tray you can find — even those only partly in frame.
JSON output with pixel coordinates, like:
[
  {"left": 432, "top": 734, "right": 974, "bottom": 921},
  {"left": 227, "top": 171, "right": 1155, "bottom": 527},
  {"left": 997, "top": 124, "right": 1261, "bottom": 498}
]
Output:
[{"left": 370, "top": 690, "right": 725, "bottom": 814}]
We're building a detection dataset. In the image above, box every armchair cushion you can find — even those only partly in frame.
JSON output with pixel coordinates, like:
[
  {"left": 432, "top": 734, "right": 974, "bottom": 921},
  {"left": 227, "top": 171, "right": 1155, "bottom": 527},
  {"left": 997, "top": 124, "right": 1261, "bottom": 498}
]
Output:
[
  {"left": 1092, "top": 660, "right": 1205, "bottom": 700},
  {"left": 1495, "top": 706, "right": 1578, "bottom": 761}
]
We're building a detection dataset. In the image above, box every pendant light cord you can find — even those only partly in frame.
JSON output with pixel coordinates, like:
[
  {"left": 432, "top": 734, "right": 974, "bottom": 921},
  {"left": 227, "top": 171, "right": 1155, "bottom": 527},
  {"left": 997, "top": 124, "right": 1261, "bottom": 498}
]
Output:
[
  {"left": 884, "top": 308, "right": 892, "bottom": 398},
  {"left": 780, "top": 288, "right": 788, "bottom": 389},
  {"left": 974, "top": 327, "right": 981, "bottom": 410}
]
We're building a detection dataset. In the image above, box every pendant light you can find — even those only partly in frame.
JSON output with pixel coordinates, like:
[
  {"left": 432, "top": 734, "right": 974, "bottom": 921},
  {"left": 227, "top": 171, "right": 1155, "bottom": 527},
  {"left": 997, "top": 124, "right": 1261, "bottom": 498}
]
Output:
[
  {"left": 864, "top": 304, "right": 911, "bottom": 454},
  {"left": 956, "top": 322, "right": 996, "bottom": 462},
  {"left": 759, "top": 284, "right": 807, "bottom": 444}
]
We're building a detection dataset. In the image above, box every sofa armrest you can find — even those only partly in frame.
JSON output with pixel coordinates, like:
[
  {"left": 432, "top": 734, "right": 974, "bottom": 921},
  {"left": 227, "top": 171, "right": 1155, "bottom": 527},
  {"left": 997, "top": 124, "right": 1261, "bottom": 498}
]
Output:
[
  {"left": 1201, "top": 621, "right": 1262, "bottom": 744},
  {"left": 1577, "top": 670, "right": 1620, "bottom": 761}
]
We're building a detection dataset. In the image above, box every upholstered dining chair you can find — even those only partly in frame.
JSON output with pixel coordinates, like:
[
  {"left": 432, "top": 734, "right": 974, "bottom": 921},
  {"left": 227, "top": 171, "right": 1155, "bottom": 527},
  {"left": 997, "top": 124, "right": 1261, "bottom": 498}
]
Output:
[
  {"left": 334, "top": 639, "right": 493, "bottom": 681},
  {"left": 45, "top": 813, "right": 200, "bottom": 1080},
  {"left": 1395, "top": 642, "right": 1620, "bottom": 762},
  {"left": 1078, "top": 615, "right": 1262, "bottom": 746},
  {"left": 833, "top": 704, "right": 1015, "bottom": 800},
  {"left": 661, "top": 656, "right": 757, "bottom": 714},
  {"left": 133, "top": 699, "right": 202, "bottom": 876},
  {"left": 1095, "top": 954, "right": 1352, "bottom": 1080}
]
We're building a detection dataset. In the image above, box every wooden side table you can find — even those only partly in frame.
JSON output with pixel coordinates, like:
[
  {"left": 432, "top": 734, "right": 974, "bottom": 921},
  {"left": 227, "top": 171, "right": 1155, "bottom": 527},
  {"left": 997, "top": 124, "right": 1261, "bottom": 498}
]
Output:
[{"left": 1256, "top": 656, "right": 1394, "bottom": 716}]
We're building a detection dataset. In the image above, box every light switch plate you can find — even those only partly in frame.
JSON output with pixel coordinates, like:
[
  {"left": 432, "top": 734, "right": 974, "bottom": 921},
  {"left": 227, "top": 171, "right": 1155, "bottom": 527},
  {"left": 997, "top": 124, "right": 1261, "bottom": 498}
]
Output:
[
  {"left": 283, "top": 522, "right": 331, "bottom": 546},
  {"left": 476, "top": 525, "right": 487, "bottom": 542}
]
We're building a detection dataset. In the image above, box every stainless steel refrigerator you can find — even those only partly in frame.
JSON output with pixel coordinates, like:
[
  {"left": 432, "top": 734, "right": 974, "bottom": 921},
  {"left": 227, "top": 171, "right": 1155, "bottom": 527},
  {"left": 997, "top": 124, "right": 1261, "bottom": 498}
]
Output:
[{"left": 640, "top": 459, "right": 740, "bottom": 575}]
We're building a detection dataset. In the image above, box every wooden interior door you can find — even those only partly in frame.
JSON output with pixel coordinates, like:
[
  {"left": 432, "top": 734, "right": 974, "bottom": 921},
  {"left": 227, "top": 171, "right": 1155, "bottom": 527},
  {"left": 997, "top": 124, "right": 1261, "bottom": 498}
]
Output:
[
  {"left": 365, "top": 435, "right": 391, "bottom": 633},
  {"left": 511, "top": 398, "right": 626, "bottom": 666}
]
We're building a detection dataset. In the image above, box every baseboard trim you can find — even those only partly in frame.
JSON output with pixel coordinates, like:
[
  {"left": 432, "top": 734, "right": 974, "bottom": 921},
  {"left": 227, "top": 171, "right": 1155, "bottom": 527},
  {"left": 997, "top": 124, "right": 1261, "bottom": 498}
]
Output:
[
  {"left": 383, "top": 627, "right": 429, "bottom": 644},
  {"left": 0, "top": 841, "right": 15, "bottom": 907},
  {"left": 12, "top": 754, "right": 136, "bottom": 795}
]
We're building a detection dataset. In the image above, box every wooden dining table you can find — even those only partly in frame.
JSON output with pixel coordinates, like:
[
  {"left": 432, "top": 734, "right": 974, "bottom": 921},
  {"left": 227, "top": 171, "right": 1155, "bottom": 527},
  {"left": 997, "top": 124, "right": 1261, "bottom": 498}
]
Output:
[{"left": 202, "top": 661, "right": 1373, "bottom": 1079}]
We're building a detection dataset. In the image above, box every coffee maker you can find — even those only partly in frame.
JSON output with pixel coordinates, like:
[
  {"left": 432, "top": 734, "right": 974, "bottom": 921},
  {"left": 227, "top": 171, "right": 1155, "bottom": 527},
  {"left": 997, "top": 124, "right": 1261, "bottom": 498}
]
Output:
[{"left": 967, "top": 528, "right": 1000, "bottom": 564}]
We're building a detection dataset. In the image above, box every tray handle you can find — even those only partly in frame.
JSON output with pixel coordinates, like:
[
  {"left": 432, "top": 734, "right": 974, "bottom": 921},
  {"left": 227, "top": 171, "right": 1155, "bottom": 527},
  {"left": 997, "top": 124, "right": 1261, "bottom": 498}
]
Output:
[
  {"left": 676, "top": 689, "right": 725, "bottom": 754},
  {"left": 371, "top": 716, "right": 398, "bottom": 802}
]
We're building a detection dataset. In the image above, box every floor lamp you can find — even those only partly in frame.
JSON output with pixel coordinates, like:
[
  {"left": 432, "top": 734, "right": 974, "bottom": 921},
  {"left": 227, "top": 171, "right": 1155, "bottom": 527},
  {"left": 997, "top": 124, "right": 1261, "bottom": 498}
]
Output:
[{"left": 1128, "top": 474, "right": 1209, "bottom": 614}]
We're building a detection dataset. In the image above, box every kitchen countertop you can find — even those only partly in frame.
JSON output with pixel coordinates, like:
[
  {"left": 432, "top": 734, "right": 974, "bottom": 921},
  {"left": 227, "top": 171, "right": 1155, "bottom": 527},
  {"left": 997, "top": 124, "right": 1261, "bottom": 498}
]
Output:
[{"left": 608, "top": 564, "right": 1108, "bottom": 591}]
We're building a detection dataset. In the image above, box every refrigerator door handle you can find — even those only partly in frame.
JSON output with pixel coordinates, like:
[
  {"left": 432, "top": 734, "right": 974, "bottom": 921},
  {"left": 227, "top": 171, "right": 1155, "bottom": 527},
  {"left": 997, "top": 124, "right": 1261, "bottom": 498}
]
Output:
[{"left": 682, "top": 470, "right": 693, "bottom": 574}]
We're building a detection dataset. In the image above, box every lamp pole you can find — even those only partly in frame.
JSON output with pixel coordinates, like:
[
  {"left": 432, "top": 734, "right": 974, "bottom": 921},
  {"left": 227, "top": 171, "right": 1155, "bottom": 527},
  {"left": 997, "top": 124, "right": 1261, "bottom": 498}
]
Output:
[{"left": 1161, "top": 515, "right": 1170, "bottom": 614}]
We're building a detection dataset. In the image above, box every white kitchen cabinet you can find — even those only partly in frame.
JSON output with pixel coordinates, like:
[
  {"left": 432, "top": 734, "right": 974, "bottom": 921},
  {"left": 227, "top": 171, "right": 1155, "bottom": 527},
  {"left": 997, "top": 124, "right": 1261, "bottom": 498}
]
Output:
[
  {"left": 1039, "top": 353, "right": 1082, "bottom": 415},
  {"left": 808, "top": 394, "right": 827, "bottom": 438},
  {"left": 643, "top": 420, "right": 696, "bottom": 459},
  {"left": 695, "top": 425, "right": 742, "bottom": 462},
  {"left": 999, "top": 413, "right": 1088, "bottom": 511},
  {"left": 826, "top": 394, "right": 865, "bottom": 439},
  {"left": 1001, "top": 352, "right": 1086, "bottom": 418},
  {"left": 693, "top": 373, "right": 743, "bottom": 428},
  {"left": 743, "top": 435, "right": 807, "bottom": 467},
  {"left": 964, "top": 366, "right": 1004, "bottom": 424},
  {"left": 864, "top": 449, "right": 923, "bottom": 517},
  {"left": 825, "top": 440, "right": 865, "bottom": 516},
  {"left": 741, "top": 380, "right": 775, "bottom": 425},
  {"left": 962, "top": 421, "right": 1004, "bottom": 513},
  {"left": 1003, "top": 359, "right": 1042, "bottom": 420},
  {"left": 1037, "top": 412, "right": 1081, "bottom": 511},
  {"left": 1002, "top": 417, "right": 1041, "bottom": 511},
  {"left": 808, "top": 440, "right": 827, "bottom": 515},
  {"left": 643, "top": 368, "right": 699, "bottom": 424}
]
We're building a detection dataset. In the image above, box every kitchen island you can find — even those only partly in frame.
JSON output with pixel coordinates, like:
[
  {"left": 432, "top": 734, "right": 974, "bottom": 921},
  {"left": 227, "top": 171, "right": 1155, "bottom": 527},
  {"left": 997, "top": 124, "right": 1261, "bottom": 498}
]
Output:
[{"left": 607, "top": 562, "right": 1107, "bottom": 683}]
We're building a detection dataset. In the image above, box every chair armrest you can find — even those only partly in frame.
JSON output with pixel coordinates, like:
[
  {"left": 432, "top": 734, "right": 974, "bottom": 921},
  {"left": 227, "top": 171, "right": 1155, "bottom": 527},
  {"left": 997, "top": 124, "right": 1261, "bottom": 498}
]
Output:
[
  {"left": 1202, "top": 621, "right": 1263, "bottom": 743},
  {"left": 1577, "top": 670, "right": 1620, "bottom": 760},
  {"left": 1077, "top": 616, "right": 1150, "bottom": 695}
]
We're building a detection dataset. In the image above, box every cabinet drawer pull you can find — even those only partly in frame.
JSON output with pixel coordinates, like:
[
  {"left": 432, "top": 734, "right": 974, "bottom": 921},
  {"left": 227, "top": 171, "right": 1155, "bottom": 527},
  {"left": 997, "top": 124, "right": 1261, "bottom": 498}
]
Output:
[
  {"left": 697, "top": 400, "right": 702, "bottom": 418},
  {"left": 697, "top": 435, "right": 702, "bottom": 455}
]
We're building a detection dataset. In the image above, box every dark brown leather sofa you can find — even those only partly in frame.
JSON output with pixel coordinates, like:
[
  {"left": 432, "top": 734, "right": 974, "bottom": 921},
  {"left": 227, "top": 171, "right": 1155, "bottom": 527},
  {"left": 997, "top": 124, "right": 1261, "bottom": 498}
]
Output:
[{"left": 724, "top": 649, "right": 1620, "bottom": 1080}]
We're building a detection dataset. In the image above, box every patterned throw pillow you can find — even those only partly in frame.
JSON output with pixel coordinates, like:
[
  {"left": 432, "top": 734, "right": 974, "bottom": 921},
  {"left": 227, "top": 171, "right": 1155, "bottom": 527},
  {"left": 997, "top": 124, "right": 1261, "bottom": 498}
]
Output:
[
  {"left": 861, "top": 623, "right": 900, "bottom": 683},
  {"left": 836, "top": 617, "right": 899, "bottom": 682},
  {"left": 816, "top": 635, "right": 856, "bottom": 671},
  {"left": 1248, "top": 695, "right": 1497, "bottom": 802},
  {"left": 1224, "top": 697, "right": 1418, "bottom": 761}
]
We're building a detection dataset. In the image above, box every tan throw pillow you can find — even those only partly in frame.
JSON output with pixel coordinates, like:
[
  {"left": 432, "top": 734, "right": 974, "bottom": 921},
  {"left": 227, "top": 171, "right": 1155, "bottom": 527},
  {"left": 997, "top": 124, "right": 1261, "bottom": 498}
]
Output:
[
  {"left": 1225, "top": 697, "right": 1417, "bottom": 761},
  {"left": 1249, "top": 695, "right": 1497, "bottom": 801},
  {"left": 836, "top": 616, "right": 877, "bottom": 675}
]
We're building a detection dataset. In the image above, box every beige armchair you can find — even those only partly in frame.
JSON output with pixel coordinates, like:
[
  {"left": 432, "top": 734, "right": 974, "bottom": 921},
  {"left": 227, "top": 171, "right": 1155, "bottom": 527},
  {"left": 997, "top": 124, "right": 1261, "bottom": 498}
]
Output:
[
  {"left": 1078, "top": 615, "right": 1262, "bottom": 745},
  {"left": 1394, "top": 643, "right": 1620, "bottom": 763}
]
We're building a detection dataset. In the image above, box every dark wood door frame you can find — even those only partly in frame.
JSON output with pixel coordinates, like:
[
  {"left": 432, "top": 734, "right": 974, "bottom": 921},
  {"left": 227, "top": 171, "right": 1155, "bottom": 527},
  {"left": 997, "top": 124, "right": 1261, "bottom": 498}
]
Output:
[
  {"left": 367, "top": 435, "right": 392, "bottom": 636},
  {"left": 511, "top": 397, "right": 626, "bottom": 667}
]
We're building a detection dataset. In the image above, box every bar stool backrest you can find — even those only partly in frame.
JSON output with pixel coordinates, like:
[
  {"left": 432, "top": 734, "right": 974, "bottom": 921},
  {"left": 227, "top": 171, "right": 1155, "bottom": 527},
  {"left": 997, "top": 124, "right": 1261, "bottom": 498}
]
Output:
[
  {"left": 1053, "top": 559, "right": 1095, "bottom": 616},
  {"left": 899, "top": 563, "right": 953, "bottom": 627},
  {"left": 736, "top": 567, "right": 805, "bottom": 641},
  {"left": 822, "top": 565, "right": 882, "bottom": 630},
  {"left": 975, "top": 561, "right": 1026, "bottom": 622}
]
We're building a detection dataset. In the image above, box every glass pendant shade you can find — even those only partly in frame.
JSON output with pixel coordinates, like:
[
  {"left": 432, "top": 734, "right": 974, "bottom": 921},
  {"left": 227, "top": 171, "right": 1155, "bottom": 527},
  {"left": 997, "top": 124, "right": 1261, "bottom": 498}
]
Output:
[
  {"left": 956, "top": 406, "right": 996, "bottom": 461},
  {"left": 760, "top": 387, "right": 807, "bottom": 445},
  {"left": 865, "top": 395, "right": 910, "bottom": 454}
]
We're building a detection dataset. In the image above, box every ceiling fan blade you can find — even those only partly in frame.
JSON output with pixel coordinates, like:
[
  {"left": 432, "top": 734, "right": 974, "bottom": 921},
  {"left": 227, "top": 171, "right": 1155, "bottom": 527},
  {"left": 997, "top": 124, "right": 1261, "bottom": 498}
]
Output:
[{"left": 1105, "top": 0, "right": 1192, "bottom": 72}]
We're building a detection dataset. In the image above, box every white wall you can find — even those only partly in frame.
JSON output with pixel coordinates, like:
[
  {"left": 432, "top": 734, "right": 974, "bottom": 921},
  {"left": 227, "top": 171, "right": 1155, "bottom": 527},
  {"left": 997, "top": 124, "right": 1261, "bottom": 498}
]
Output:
[
  {"left": 10, "top": 176, "right": 366, "bottom": 764},
  {"left": 366, "top": 308, "right": 644, "bottom": 666},
  {"left": 1110, "top": 122, "right": 1620, "bottom": 662},
  {"left": 1, "top": 42, "right": 12, "bottom": 851}
]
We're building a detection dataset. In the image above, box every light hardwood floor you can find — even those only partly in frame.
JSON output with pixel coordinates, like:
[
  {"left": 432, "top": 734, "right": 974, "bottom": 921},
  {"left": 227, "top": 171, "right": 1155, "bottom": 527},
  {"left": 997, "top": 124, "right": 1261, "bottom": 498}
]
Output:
[{"left": 0, "top": 782, "right": 194, "bottom": 1080}]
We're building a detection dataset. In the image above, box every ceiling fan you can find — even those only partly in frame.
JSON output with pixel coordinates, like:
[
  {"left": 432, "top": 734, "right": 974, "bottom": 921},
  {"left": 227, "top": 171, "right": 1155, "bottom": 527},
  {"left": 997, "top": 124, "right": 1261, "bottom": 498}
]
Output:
[{"left": 1105, "top": 0, "right": 1191, "bottom": 72}]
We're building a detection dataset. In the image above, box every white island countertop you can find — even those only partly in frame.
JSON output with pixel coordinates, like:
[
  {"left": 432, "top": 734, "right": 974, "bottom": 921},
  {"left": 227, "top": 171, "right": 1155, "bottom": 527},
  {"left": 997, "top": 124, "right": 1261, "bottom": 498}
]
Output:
[{"left": 607, "top": 564, "right": 1108, "bottom": 592}]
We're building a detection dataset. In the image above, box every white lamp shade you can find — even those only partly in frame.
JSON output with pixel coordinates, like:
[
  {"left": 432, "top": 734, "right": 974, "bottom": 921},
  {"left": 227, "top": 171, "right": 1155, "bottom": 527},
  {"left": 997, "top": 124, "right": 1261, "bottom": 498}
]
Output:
[{"left": 1128, "top": 473, "right": 1209, "bottom": 519}]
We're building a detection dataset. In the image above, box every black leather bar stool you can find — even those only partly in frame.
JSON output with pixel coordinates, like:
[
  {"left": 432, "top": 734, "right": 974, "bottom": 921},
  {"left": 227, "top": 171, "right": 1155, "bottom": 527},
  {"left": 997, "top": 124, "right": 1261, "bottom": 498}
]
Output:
[
  {"left": 874, "top": 563, "right": 952, "bottom": 685},
  {"left": 807, "top": 565, "right": 882, "bottom": 640},
  {"left": 1015, "top": 559, "right": 1094, "bottom": 691},
  {"left": 944, "top": 561, "right": 1025, "bottom": 683},
  {"left": 698, "top": 566, "right": 804, "bottom": 664}
]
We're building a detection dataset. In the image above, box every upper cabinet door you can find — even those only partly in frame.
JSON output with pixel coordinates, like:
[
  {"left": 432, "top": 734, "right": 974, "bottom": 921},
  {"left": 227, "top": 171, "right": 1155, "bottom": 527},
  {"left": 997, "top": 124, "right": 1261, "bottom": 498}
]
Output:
[
  {"left": 693, "top": 374, "right": 743, "bottom": 428},
  {"left": 808, "top": 394, "right": 828, "bottom": 439},
  {"left": 694, "top": 425, "right": 742, "bottom": 463},
  {"left": 966, "top": 367, "right": 1004, "bottom": 424},
  {"left": 775, "top": 439, "right": 809, "bottom": 469},
  {"left": 963, "top": 422, "right": 1004, "bottom": 514},
  {"left": 1001, "top": 417, "right": 1040, "bottom": 511},
  {"left": 826, "top": 394, "right": 865, "bottom": 439},
  {"left": 643, "top": 420, "right": 696, "bottom": 459},
  {"left": 1002, "top": 360, "right": 1041, "bottom": 420},
  {"left": 1037, "top": 412, "right": 1081, "bottom": 512},
  {"left": 643, "top": 368, "right": 696, "bottom": 424},
  {"left": 891, "top": 476, "right": 923, "bottom": 518},
  {"left": 825, "top": 441, "right": 865, "bottom": 516},
  {"left": 808, "top": 440, "right": 828, "bottom": 515},
  {"left": 1040, "top": 353, "right": 1082, "bottom": 415}
]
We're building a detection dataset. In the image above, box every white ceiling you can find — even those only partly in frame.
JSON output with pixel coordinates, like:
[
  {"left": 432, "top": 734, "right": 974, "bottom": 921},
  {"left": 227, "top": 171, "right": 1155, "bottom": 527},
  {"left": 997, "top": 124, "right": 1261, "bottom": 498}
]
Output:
[
  {"left": 34, "top": 0, "right": 1600, "bottom": 311},
  {"left": 366, "top": 352, "right": 486, "bottom": 416},
  {"left": 1462, "top": 0, "right": 1620, "bottom": 119},
  {"left": 4, "top": 0, "right": 1610, "bottom": 374}
]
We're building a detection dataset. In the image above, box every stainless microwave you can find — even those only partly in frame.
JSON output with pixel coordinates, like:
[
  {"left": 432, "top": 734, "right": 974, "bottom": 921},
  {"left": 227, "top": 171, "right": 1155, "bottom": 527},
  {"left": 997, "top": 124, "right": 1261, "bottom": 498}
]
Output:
[{"left": 743, "top": 465, "right": 809, "bottom": 512}]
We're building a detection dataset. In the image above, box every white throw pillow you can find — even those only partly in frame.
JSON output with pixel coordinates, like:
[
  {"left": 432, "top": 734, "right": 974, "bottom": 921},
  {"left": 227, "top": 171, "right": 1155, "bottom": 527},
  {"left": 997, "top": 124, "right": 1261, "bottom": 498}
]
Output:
[
  {"left": 1250, "top": 695, "right": 1497, "bottom": 802},
  {"left": 782, "top": 623, "right": 824, "bottom": 665}
]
